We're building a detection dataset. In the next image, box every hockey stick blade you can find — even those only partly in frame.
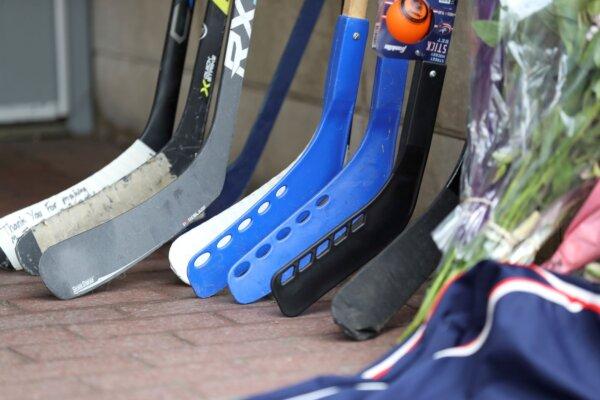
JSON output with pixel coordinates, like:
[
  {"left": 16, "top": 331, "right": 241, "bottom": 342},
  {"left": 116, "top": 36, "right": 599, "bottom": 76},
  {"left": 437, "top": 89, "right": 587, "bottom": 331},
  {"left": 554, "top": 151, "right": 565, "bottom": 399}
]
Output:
[
  {"left": 204, "top": 0, "right": 325, "bottom": 216},
  {"left": 226, "top": 56, "right": 410, "bottom": 304},
  {"left": 187, "top": 14, "right": 368, "bottom": 299},
  {"left": 271, "top": 62, "right": 447, "bottom": 317},
  {"left": 169, "top": 0, "right": 323, "bottom": 285},
  {"left": 16, "top": 0, "right": 228, "bottom": 275},
  {"left": 331, "top": 153, "right": 463, "bottom": 341},
  {"left": 0, "top": 0, "right": 192, "bottom": 270},
  {"left": 38, "top": 0, "right": 258, "bottom": 299}
]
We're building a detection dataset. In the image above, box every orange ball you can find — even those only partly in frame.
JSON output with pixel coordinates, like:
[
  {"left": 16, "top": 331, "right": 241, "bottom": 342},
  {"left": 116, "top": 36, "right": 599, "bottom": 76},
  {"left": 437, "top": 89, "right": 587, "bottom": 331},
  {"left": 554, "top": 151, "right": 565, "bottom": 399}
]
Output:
[{"left": 386, "top": 0, "right": 433, "bottom": 45}]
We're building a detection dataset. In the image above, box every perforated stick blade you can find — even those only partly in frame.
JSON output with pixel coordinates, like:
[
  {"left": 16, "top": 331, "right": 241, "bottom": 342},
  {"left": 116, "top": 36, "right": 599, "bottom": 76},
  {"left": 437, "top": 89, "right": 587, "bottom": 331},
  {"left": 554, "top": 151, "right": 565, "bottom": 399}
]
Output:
[
  {"left": 169, "top": 0, "right": 324, "bottom": 285},
  {"left": 0, "top": 0, "right": 192, "bottom": 271},
  {"left": 226, "top": 56, "right": 410, "bottom": 304},
  {"left": 170, "top": 166, "right": 291, "bottom": 284},
  {"left": 38, "top": 0, "right": 258, "bottom": 299}
]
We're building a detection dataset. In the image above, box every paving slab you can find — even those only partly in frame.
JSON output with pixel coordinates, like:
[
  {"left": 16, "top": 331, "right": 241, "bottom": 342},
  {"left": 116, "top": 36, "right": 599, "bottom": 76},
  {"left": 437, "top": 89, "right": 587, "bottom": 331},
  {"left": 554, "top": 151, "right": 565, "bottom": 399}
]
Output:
[{"left": 0, "top": 139, "right": 418, "bottom": 399}]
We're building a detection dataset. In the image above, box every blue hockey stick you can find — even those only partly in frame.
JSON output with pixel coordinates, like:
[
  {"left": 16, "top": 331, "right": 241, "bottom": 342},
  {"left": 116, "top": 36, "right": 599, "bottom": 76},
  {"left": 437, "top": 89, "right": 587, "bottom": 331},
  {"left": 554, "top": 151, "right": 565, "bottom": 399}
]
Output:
[
  {"left": 188, "top": 9, "right": 369, "bottom": 298},
  {"left": 169, "top": 0, "right": 325, "bottom": 285},
  {"left": 204, "top": 0, "right": 325, "bottom": 218},
  {"left": 227, "top": 56, "right": 410, "bottom": 303}
]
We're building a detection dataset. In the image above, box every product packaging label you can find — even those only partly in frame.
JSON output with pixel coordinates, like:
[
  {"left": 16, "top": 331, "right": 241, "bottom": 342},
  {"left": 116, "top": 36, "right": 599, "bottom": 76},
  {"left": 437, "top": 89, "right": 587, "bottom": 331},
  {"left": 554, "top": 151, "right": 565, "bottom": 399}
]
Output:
[{"left": 373, "top": 0, "right": 459, "bottom": 64}]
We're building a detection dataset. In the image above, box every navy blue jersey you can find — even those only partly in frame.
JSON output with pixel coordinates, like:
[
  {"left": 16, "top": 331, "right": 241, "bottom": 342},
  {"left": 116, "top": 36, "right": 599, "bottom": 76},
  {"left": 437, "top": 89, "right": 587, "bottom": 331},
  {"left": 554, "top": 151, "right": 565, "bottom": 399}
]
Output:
[{"left": 247, "top": 261, "right": 600, "bottom": 400}]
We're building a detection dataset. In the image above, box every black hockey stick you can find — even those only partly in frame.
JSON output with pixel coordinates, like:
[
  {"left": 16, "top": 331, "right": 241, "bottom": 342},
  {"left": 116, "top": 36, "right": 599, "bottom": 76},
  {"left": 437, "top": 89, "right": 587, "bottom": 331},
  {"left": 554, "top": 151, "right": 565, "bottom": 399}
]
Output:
[
  {"left": 16, "top": 0, "right": 230, "bottom": 275},
  {"left": 331, "top": 152, "right": 463, "bottom": 340},
  {"left": 270, "top": 61, "right": 446, "bottom": 317},
  {"left": 38, "top": 0, "right": 259, "bottom": 299},
  {"left": 0, "top": 0, "right": 192, "bottom": 271}
]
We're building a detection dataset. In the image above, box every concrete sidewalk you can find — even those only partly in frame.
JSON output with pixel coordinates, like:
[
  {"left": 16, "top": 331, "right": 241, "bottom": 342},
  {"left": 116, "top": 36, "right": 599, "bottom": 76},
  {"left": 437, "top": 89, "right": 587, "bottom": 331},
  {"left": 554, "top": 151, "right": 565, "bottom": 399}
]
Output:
[{"left": 0, "top": 139, "right": 419, "bottom": 400}]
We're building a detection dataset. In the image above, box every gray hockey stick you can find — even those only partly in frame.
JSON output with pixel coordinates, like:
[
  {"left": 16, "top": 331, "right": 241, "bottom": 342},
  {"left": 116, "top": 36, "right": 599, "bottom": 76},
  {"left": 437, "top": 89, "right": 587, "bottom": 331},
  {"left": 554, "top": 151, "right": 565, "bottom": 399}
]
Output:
[{"left": 38, "top": 0, "right": 258, "bottom": 299}]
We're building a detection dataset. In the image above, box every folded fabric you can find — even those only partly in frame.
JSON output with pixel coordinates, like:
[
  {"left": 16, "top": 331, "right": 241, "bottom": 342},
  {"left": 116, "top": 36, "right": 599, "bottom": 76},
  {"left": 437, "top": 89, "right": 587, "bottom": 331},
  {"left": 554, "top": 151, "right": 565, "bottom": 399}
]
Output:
[
  {"left": 246, "top": 261, "right": 600, "bottom": 400},
  {"left": 544, "top": 180, "right": 600, "bottom": 274}
]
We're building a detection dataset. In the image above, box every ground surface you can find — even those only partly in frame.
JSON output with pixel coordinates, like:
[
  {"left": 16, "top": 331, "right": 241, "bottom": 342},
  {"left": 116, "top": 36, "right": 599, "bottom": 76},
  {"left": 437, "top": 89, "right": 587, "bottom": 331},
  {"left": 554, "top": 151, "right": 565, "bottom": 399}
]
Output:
[{"left": 0, "top": 139, "right": 419, "bottom": 400}]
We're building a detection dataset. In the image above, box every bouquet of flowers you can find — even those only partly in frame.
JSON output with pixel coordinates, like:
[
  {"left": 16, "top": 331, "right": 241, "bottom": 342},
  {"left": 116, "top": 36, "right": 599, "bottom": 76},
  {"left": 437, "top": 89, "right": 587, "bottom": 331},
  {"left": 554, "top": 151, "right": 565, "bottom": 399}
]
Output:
[{"left": 405, "top": 0, "right": 600, "bottom": 336}]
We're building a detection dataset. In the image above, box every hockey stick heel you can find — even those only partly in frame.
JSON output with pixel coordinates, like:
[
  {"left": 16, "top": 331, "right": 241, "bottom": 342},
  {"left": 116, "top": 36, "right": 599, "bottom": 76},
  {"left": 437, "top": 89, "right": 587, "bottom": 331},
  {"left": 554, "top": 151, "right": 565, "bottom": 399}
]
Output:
[{"left": 271, "top": 62, "right": 447, "bottom": 317}]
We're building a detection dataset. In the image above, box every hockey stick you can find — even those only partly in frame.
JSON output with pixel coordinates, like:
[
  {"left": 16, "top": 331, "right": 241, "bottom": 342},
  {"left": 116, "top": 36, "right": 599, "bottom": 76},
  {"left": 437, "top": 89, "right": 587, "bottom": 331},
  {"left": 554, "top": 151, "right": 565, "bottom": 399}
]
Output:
[
  {"left": 331, "top": 153, "right": 463, "bottom": 340},
  {"left": 0, "top": 0, "right": 193, "bottom": 271},
  {"left": 38, "top": 0, "right": 258, "bottom": 299},
  {"left": 204, "top": 0, "right": 325, "bottom": 217},
  {"left": 187, "top": 0, "right": 369, "bottom": 298},
  {"left": 16, "top": 0, "right": 230, "bottom": 275},
  {"left": 169, "top": 0, "right": 324, "bottom": 284},
  {"left": 270, "top": 61, "right": 447, "bottom": 316},
  {"left": 227, "top": 56, "right": 410, "bottom": 304}
]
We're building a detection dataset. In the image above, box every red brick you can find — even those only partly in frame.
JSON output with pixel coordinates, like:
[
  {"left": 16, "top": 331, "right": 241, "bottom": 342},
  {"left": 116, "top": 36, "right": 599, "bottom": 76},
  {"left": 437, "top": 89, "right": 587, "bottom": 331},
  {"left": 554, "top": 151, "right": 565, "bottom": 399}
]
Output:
[
  {"left": 110, "top": 270, "right": 196, "bottom": 300},
  {"left": 144, "top": 281, "right": 198, "bottom": 299},
  {"left": 136, "top": 337, "right": 305, "bottom": 367},
  {"left": 82, "top": 385, "right": 200, "bottom": 400},
  {"left": 98, "top": 270, "right": 176, "bottom": 292},
  {"left": 0, "top": 326, "right": 79, "bottom": 347},
  {"left": 242, "top": 350, "right": 379, "bottom": 376},
  {"left": 386, "top": 305, "right": 417, "bottom": 328},
  {"left": 131, "top": 258, "right": 172, "bottom": 273},
  {"left": 0, "top": 270, "right": 40, "bottom": 285},
  {"left": 0, "top": 348, "right": 28, "bottom": 365},
  {"left": 175, "top": 316, "right": 339, "bottom": 345},
  {"left": 1, "top": 378, "right": 95, "bottom": 400},
  {"left": 0, "top": 307, "right": 124, "bottom": 331},
  {"left": 291, "top": 330, "right": 404, "bottom": 354},
  {"left": 80, "top": 363, "right": 254, "bottom": 392},
  {"left": 188, "top": 371, "right": 317, "bottom": 399},
  {"left": 68, "top": 312, "right": 228, "bottom": 339},
  {"left": 117, "top": 294, "right": 270, "bottom": 319},
  {"left": 0, "top": 355, "right": 147, "bottom": 384},
  {"left": 216, "top": 300, "right": 330, "bottom": 324},
  {"left": 11, "top": 288, "right": 170, "bottom": 312},
  {"left": 0, "top": 299, "right": 19, "bottom": 316},
  {"left": 0, "top": 282, "right": 49, "bottom": 300},
  {"left": 118, "top": 298, "right": 228, "bottom": 318},
  {"left": 183, "top": 351, "right": 388, "bottom": 399},
  {"left": 14, "top": 333, "right": 189, "bottom": 361}
]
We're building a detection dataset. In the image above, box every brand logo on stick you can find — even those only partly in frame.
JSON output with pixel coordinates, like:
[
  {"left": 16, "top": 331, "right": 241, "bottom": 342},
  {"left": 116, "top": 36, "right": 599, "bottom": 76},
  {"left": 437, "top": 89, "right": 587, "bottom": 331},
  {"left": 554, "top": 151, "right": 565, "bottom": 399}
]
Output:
[
  {"left": 72, "top": 277, "right": 95, "bottom": 295},
  {"left": 201, "top": 55, "right": 217, "bottom": 97},
  {"left": 224, "top": 0, "right": 255, "bottom": 78}
]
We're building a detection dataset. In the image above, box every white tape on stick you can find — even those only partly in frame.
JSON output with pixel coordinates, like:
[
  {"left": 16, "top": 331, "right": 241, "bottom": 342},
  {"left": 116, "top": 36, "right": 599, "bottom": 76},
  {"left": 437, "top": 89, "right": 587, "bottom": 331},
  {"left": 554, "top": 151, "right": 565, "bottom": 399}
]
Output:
[{"left": 0, "top": 140, "right": 155, "bottom": 269}]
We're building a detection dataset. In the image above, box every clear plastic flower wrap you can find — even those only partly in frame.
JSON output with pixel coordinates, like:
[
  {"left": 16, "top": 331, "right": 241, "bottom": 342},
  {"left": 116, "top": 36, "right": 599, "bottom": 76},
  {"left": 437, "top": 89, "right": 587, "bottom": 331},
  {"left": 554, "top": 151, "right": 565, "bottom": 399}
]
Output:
[{"left": 406, "top": 0, "right": 600, "bottom": 337}]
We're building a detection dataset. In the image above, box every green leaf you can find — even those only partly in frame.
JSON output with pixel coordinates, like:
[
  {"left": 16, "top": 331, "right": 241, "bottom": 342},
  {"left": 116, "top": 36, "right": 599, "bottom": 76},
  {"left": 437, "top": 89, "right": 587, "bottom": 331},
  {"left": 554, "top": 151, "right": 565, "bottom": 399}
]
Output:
[
  {"left": 472, "top": 20, "right": 500, "bottom": 47},
  {"left": 588, "top": 0, "right": 600, "bottom": 17},
  {"left": 553, "top": 0, "right": 585, "bottom": 21},
  {"left": 594, "top": 36, "right": 600, "bottom": 67},
  {"left": 594, "top": 79, "right": 600, "bottom": 99}
]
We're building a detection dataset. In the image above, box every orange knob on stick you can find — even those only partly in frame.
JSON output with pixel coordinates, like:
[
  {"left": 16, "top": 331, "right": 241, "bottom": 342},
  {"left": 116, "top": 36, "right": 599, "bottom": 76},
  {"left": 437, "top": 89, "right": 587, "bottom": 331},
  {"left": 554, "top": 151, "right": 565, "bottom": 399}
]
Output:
[{"left": 386, "top": 0, "right": 433, "bottom": 45}]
